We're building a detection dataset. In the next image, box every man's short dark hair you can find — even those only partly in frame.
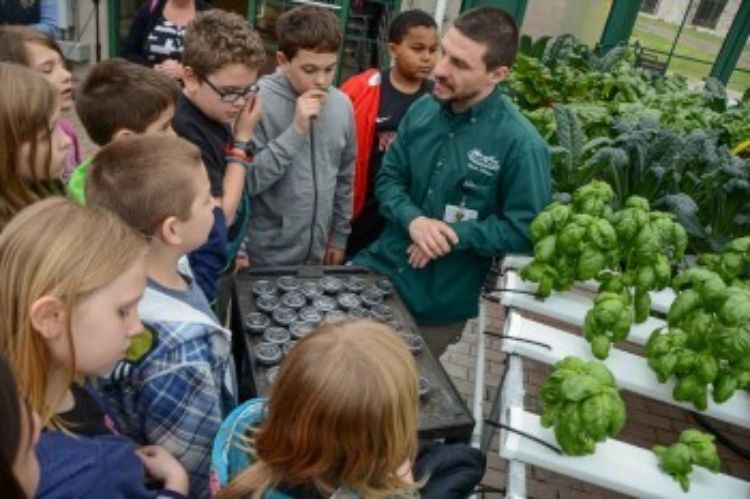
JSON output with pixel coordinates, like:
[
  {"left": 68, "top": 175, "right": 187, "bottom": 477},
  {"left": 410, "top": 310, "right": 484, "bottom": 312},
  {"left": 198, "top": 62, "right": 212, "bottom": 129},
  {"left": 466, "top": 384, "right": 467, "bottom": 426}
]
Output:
[
  {"left": 75, "top": 59, "right": 179, "bottom": 146},
  {"left": 276, "top": 5, "right": 341, "bottom": 60},
  {"left": 388, "top": 9, "right": 437, "bottom": 44},
  {"left": 453, "top": 6, "right": 519, "bottom": 70}
]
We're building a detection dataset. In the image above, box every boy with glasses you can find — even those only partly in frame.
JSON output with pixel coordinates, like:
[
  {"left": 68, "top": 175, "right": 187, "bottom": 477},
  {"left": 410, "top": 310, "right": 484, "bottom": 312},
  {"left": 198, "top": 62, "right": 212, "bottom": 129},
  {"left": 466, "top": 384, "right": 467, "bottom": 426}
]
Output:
[{"left": 174, "top": 9, "right": 265, "bottom": 306}]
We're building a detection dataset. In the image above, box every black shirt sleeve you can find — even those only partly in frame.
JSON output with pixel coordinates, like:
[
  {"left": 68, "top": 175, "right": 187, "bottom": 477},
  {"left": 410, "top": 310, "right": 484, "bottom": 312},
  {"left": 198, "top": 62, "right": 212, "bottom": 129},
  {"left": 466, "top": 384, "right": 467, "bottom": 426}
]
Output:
[
  {"left": 173, "top": 98, "right": 227, "bottom": 197},
  {"left": 121, "top": 2, "right": 161, "bottom": 65}
]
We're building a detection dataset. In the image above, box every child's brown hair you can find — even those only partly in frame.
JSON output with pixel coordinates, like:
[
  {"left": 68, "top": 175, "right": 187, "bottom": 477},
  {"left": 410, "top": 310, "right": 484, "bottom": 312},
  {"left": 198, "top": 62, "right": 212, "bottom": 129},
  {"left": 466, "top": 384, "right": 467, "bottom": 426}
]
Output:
[
  {"left": 0, "top": 25, "right": 64, "bottom": 66},
  {"left": 75, "top": 58, "right": 180, "bottom": 146},
  {"left": 182, "top": 10, "right": 265, "bottom": 79},
  {"left": 86, "top": 135, "right": 205, "bottom": 236},
  {"left": 275, "top": 5, "right": 341, "bottom": 60},
  {"left": 219, "top": 320, "right": 419, "bottom": 498},
  {"left": 0, "top": 62, "right": 61, "bottom": 230}
]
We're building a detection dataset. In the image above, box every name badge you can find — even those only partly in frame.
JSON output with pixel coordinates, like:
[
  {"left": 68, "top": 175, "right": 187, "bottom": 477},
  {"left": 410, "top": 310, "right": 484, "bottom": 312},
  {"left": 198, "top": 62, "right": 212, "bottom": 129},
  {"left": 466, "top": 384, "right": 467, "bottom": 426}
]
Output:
[{"left": 444, "top": 204, "right": 478, "bottom": 223}]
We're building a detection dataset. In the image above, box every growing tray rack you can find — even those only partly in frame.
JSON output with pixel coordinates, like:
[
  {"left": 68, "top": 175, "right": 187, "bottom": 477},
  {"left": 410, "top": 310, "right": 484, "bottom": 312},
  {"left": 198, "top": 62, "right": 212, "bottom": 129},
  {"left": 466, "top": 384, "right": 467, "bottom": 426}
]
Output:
[
  {"left": 235, "top": 265, "right": 475, "bottom": 442},
  {"left": 471, "top": 255, "right": 750, "bottom": 498}
]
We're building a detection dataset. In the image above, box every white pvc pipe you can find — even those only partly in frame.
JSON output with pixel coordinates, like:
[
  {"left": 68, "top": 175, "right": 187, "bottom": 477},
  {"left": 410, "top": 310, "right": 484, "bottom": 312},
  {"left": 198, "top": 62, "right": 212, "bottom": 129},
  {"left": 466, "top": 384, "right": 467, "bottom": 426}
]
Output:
[{"left": 470, "top": 302, "right": 486, "bottom": 449}]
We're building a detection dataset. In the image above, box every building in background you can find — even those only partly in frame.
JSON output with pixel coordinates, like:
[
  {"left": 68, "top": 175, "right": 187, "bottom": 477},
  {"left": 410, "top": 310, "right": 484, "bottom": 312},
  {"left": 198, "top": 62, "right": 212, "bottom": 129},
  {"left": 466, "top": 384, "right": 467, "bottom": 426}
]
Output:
[{"left": 640, "top": 0, "right": 741, "bottom": 36}]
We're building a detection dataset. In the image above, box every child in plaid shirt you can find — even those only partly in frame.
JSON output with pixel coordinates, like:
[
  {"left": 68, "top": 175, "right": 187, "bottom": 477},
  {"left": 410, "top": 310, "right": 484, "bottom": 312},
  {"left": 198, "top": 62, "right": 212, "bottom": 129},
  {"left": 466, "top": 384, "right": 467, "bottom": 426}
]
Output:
[{"left": 88, "top": 135, "right": 237, "bottom": 498}]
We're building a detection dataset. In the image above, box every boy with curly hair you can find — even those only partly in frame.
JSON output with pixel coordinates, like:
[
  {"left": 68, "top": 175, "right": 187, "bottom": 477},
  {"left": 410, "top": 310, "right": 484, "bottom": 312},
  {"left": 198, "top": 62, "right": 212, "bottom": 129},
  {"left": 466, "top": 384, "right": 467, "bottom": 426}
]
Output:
[{"left": 174, "top": 10, "right": 265, "bottom": 305}]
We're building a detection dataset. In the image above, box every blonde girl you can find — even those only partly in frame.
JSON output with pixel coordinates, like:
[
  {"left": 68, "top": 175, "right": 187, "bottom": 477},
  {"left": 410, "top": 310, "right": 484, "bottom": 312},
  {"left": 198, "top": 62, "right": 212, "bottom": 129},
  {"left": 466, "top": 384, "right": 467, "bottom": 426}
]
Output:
[
  {"left": 213, "top": 320, "right": 420, "bottom": 498},
  {"left": 0, "top": 62, "right": 71, "bottom": 230},
  {"left": 0, "top": 197, "right": 189, "bottom": 498},
  {"left": 0, "top": 26, "right": 81, "bottom": 178}
]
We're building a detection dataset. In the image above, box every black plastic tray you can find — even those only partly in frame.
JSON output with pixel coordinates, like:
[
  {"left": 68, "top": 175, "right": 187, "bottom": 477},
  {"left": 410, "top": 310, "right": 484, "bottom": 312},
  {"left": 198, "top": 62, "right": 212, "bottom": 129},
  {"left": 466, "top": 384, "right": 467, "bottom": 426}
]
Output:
[{"left": 235, "top": 265, "right": 474, "bottom": 442}]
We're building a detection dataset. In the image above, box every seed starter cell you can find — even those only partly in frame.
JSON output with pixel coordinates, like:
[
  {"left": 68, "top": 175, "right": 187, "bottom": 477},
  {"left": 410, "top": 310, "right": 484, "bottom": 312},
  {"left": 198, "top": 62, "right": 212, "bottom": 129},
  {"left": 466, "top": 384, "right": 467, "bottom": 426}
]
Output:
[
  {"left": 318, "top": 275, "right": 343, "bottom": 294},
  {"left": 298, "top": 306, "right": 324, "bottom": 325},
  {"left": 256, "top": 294, "right": 280, "bottom": 313},
  {"left": 245, "top": 312, "right": 270, "bottom": 334},
  {"left": 272, "top": 307, "right": 297, "bottom": 326},
  {"left": 337, "top": 292, "right": 362, "bottom": 310},
  {"left": 289, "top": 321, "right": 315, "bottom": 340},
  {"left": 281, "top": 291, "right": 306, "bottom": 310},
  {"left": 263, "top": 326, "right": 291, "bottom": 345},
  {"left": 344, "top": 276, "right": 366, "bottom": 293},
  {"left": 255, "top": 342, "right": 282, "bottom": 366},
  {"left": 277, "top": 276, "right": 301, "bottom": 292},
  {"left": 252, "top": 279, "right": 277, "bottom": 297},
  {"left": 312, "top": 295, "right": 337, "bottom": 314}
]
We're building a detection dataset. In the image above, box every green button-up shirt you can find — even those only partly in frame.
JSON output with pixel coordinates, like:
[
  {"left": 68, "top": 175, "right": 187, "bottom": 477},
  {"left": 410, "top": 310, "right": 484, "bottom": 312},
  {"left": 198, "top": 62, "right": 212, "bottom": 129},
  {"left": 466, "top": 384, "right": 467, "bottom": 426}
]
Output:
[{"left": 355, "top": 88, "right": 551, "bottom": 325}]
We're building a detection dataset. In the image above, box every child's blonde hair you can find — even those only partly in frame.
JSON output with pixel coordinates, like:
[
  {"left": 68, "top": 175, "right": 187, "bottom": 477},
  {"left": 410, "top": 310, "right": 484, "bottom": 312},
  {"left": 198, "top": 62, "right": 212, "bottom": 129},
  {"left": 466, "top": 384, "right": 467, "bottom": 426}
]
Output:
[
  {"left": 0, "top": 197, "right": 147, "bottom": 428},
  {"left": 0, "top": 62, "right": 61, "bottom": 230},
  {"left": 220, "top": 320, "right": 419, "bottom": 498}
]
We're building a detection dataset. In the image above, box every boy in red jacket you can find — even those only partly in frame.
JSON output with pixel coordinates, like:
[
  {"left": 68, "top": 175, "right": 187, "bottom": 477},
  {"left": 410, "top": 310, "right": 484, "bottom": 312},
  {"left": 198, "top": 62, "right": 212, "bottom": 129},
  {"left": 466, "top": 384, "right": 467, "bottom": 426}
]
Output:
[{"left": 342, "top": 9, "right": 438, "bottom": 258}]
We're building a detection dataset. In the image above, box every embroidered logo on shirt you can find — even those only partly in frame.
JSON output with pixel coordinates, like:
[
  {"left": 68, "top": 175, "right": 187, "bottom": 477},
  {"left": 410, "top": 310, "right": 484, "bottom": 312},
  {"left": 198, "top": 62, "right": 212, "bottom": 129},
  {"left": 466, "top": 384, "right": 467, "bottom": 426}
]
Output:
[
  {"left": 375, "top": 116, "right": 391, "bottom": 124},
  {"left": 467, "top": 148, "right": 501, "bottom": 176}
]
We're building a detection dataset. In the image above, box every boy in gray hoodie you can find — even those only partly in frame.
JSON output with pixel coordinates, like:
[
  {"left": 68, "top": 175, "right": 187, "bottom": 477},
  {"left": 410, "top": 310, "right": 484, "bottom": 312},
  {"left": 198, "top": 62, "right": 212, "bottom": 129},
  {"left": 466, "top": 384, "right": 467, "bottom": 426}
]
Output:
[{"left": 247, "top": 5, "right": 355, "bottom": 267}]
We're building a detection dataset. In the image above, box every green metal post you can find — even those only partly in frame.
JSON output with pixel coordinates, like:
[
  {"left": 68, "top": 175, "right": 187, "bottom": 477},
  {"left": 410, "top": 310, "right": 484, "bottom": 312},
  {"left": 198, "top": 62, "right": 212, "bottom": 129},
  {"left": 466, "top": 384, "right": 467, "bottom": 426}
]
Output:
[
  {"left": 334, "top": 0, "right": 351, "bottom": 85},
  {"left": 459, "top": 0, "right": 528, "bottom": 25},
  {"left": 710, "top": 0, "right": 750, "bottom": 84},
  {"left": 246, "top": 0, "right": 260, "bottom": 27},
  {"left": 108, "top": 0, "right": 120, "bottom": 58},
  {"left": 664, "top": 0, "right": 694, "bottom": 71},
  {"left": 599, "top": 0, "right": 642, "bottom": 50}
]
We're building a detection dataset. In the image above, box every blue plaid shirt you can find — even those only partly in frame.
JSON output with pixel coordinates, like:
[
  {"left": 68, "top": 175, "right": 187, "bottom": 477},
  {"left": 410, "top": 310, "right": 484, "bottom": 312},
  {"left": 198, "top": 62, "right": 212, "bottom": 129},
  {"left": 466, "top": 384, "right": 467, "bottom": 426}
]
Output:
[{"left": 100, "top": 284, "right": 237, "bottom": 499}]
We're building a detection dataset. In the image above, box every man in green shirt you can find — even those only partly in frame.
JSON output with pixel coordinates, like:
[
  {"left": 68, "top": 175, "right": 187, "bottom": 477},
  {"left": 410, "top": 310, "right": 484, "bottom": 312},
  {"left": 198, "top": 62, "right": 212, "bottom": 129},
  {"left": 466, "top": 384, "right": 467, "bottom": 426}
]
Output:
[{"left": 354, "top": 6, "right": 551, "bottom": 357}]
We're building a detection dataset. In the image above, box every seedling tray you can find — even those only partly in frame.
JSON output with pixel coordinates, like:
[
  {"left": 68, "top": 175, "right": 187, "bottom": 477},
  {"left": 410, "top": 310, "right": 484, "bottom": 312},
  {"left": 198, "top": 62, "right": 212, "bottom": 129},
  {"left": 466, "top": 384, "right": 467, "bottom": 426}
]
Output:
[{"left": 235, "top": 265, "right": 474, "bottom": 442}]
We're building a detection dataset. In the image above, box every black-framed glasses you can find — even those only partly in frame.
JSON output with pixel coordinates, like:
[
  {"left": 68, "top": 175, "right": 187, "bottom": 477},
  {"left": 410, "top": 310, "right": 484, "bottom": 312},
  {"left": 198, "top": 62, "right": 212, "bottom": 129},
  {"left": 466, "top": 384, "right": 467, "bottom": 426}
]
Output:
[{"left": 202, "top": 77, "right": 259, "bottom": 103}]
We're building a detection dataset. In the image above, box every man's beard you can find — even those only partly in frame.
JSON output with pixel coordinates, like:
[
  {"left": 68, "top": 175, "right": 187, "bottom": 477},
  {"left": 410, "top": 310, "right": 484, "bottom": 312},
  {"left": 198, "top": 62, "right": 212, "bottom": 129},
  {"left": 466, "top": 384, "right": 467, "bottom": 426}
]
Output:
[{"left": 432, "top": 86, "right": 482, "bottom": 108}]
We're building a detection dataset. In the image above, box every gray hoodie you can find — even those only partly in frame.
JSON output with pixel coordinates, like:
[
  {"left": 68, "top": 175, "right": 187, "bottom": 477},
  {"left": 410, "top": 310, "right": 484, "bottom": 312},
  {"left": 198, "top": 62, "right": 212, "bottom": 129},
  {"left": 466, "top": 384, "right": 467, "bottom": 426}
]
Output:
[{"left": 247, "top": 69, "right": 355, "bottom": 266}]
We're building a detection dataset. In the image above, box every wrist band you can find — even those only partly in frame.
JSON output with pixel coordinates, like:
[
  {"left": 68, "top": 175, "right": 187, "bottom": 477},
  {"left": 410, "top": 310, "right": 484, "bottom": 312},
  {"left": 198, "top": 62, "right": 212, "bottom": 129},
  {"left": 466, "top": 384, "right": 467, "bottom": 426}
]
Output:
[
  {"left": 233, "top": 140, "right": 252, "bottom": 153},
  {"left": 224, "top": 156, "right": 252, "bottom": 170},
  {"left": 225, "top": 145, "right": 248, "bottom": 159}
]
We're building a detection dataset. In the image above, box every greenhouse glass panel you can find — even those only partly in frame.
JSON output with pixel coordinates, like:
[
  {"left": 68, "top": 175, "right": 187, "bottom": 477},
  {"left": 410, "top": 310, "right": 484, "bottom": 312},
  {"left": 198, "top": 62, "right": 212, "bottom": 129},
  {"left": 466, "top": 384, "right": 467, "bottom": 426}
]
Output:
[{"left": 521, "top": 0, "right": 612, "bottom": 47}]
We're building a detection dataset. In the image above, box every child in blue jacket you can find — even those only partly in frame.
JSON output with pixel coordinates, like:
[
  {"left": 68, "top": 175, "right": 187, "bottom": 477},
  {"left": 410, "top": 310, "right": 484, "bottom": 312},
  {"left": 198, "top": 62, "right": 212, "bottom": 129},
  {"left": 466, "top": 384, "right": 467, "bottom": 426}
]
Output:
[{"left": 0, "top": 198, "right": 189, "bottom": 499}]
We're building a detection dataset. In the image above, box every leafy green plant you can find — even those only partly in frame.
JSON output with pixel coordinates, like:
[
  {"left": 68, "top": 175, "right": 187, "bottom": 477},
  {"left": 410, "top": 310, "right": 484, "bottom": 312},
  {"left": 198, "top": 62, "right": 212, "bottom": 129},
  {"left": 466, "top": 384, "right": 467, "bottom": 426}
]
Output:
[
  {"left": 540, "top": 356, "right": 626, "bottom": 456},
  {"left": 653, "top": 429, "right": 720, "bottom": 492},
  {"left": 523, "top": 182, "right": 686, "bottom": 357},
  {"left": 646, "top": 259, "right": 750, "bottom": 408},
  {"left": 583, "top": 284, "right": 633, "bottom": 359},
  {"left": 521, "top": 181, "right": 619, "bottom": 298},
  {"left": 518, "top": 34, "right": 552, "bottom": 60}
]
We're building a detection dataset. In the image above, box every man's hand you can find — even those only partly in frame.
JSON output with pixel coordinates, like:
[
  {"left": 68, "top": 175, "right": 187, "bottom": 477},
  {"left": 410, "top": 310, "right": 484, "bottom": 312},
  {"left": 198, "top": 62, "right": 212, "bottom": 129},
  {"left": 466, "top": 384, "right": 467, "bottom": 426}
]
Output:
[
  {"left": 323, "top": 246, "right": 345, "bottom": 265},
  {"left": 408, "top": 216, "right": 459, "bottom": 259},
  {"left": 407, "top": 243, "right": 432, "bottom": 268},
  {"left": 234, "top": 94, "right": 263, "bottom": 143},
  {"left": 293, "top": 89, "right": 327, "bottom": 134}
]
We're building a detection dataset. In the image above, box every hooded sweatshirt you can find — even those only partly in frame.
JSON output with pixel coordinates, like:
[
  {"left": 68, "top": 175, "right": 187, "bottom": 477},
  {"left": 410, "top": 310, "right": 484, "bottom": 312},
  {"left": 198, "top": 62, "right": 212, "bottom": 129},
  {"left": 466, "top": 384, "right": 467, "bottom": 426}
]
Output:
[
  {"left": 247, "top": 69, "right": 356, "bottom": 266},
  {"left": 99, "top": 278, "right": 237, "bottom": 498}
]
